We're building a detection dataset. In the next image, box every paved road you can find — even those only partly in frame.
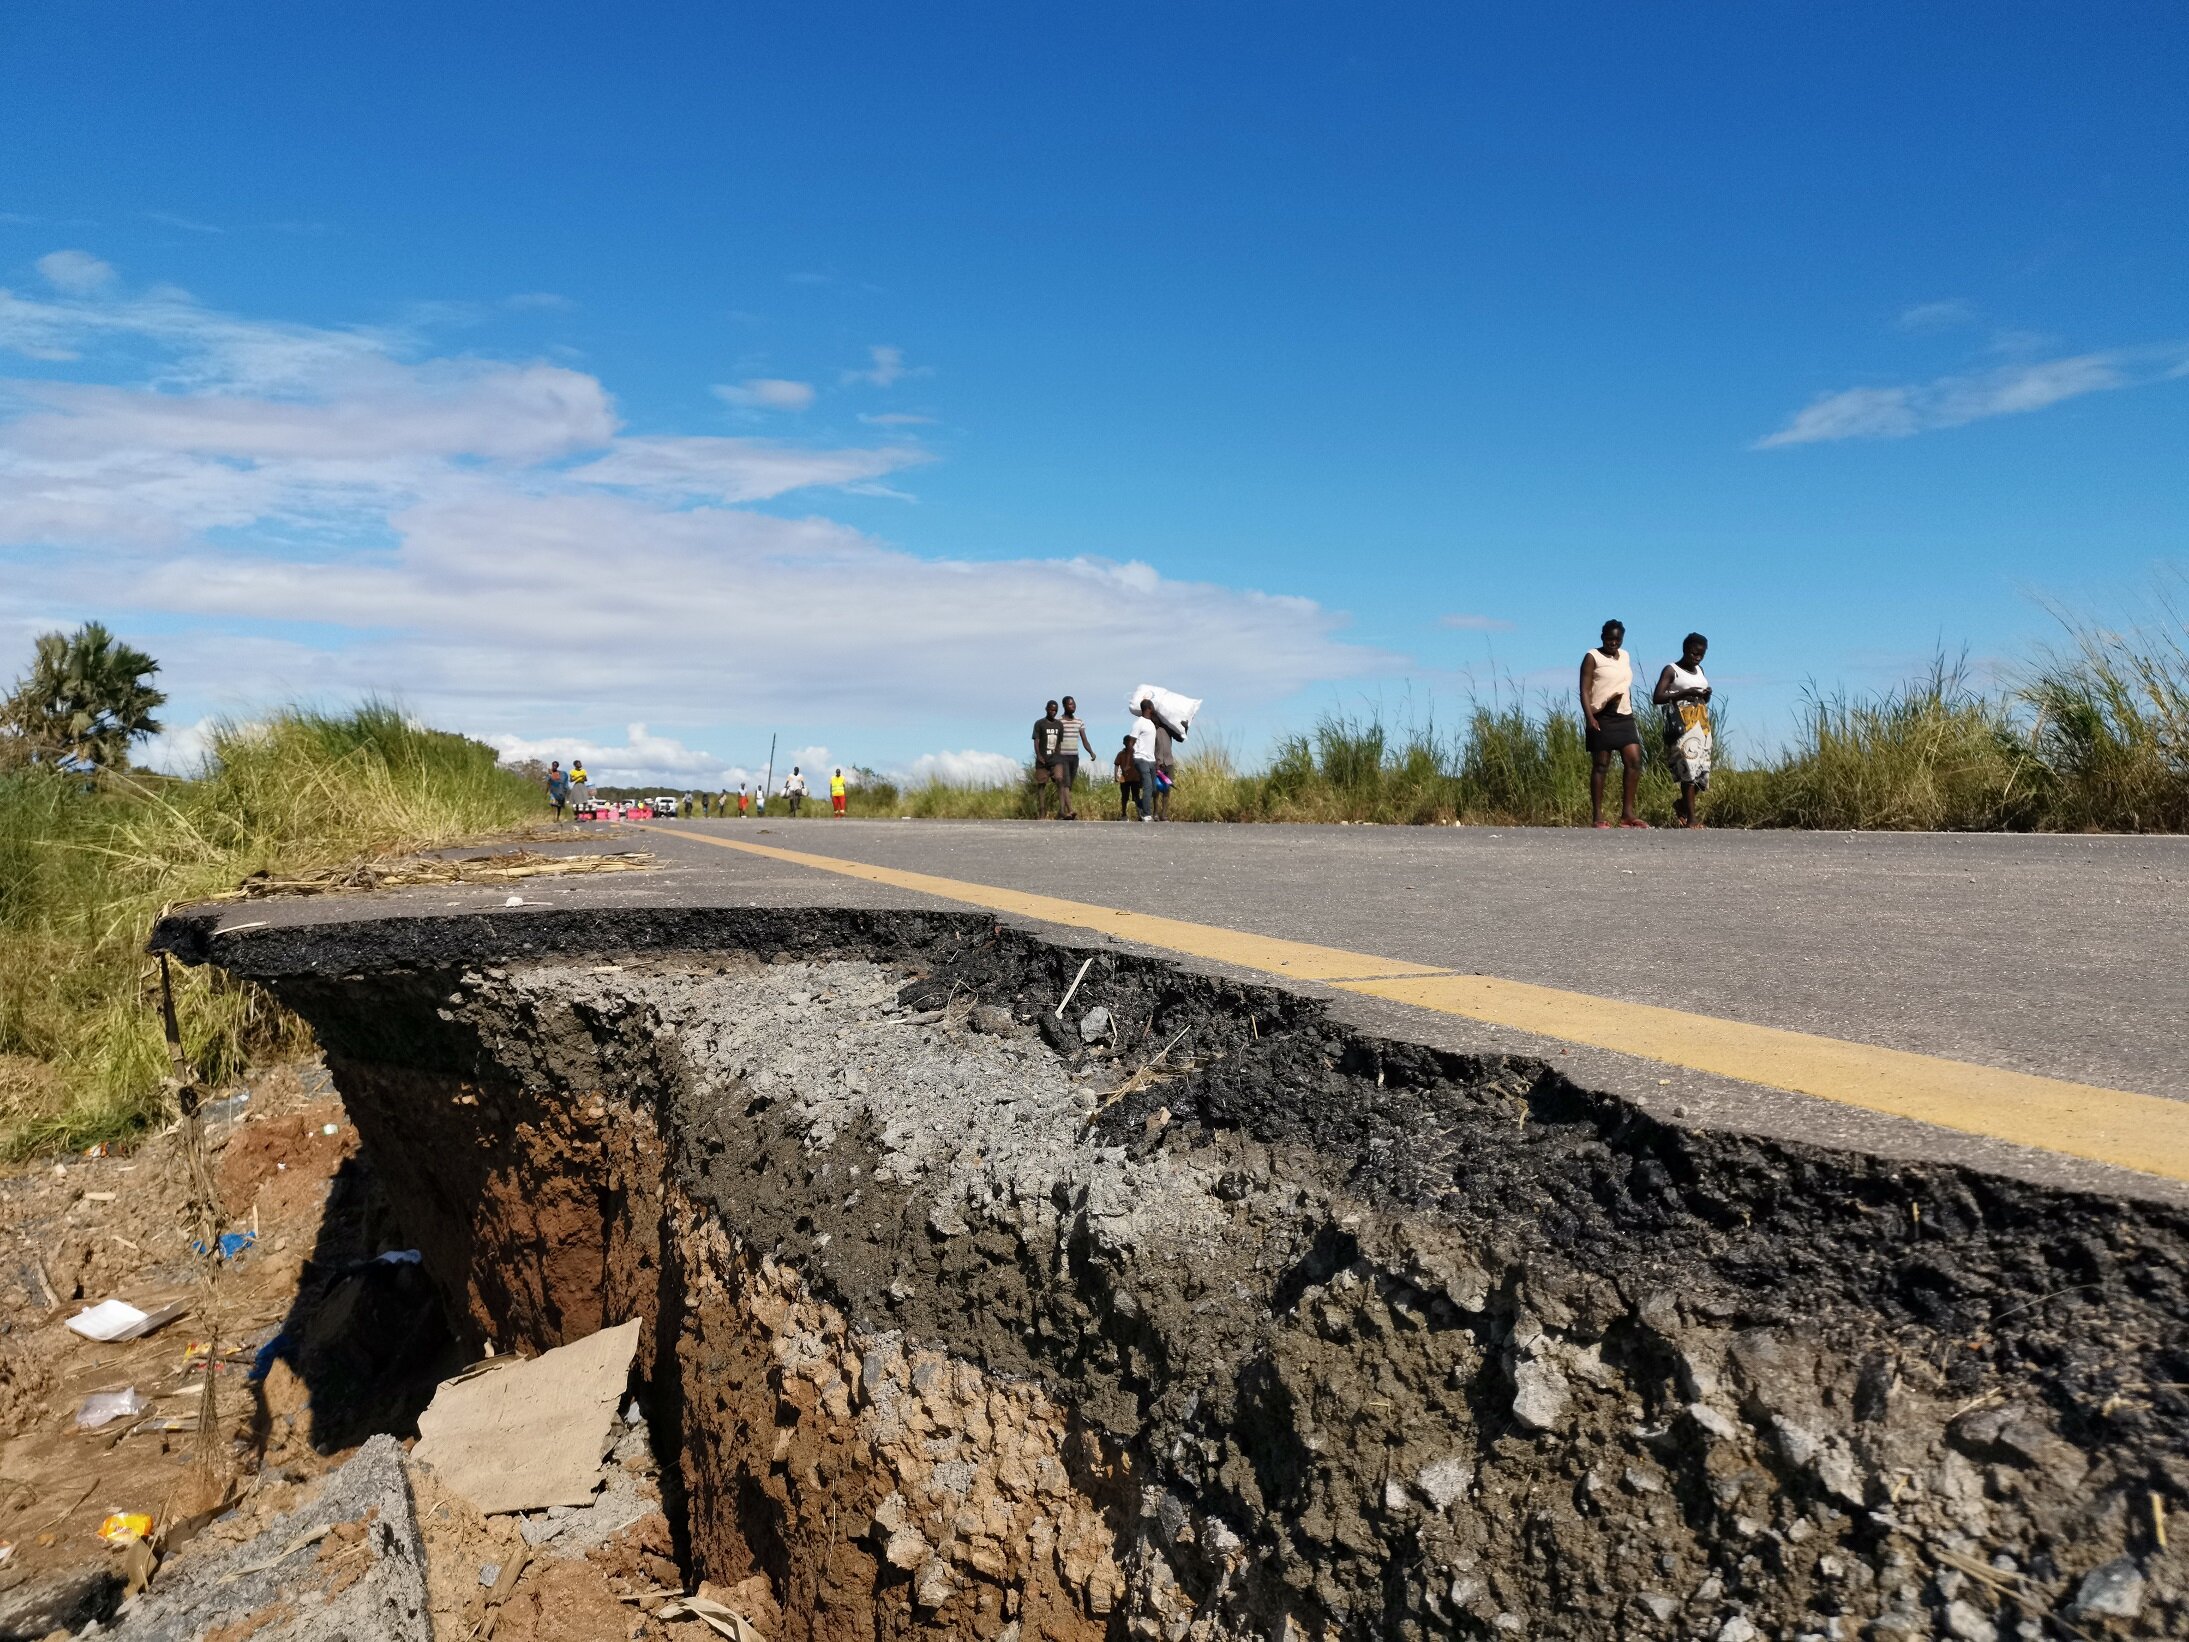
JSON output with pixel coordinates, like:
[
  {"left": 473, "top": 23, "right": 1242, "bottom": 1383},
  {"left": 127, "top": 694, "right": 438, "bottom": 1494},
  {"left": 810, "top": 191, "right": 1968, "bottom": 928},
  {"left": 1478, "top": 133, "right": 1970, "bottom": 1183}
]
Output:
[{"left": 178, "top": 818, "right": 2189, "bottom": 1204}]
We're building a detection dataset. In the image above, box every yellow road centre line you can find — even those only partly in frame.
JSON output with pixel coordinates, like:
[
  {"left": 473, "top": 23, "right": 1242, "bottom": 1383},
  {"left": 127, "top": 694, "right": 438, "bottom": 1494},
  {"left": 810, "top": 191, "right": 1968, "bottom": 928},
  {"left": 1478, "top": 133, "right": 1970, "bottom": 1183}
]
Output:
[{"left": 652, "top": 826, "right": 2189, "bottom": 1185}]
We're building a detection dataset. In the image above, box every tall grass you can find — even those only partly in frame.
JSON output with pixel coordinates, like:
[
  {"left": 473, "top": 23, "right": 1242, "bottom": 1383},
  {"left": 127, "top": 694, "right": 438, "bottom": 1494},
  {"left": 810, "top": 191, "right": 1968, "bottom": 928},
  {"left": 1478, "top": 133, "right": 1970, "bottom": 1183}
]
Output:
[
  {"left": 879, "top": 609, "right": 2189, "bottom": 833},
  {"left": 2023, "top": 599, "right": 2189, "bottom": 834},
  {"left": 1705, "top": 658, "right": 2047, "bottom": 832},
  {"left": 0, "top": 704, "right": 542, "bottom": 1156}
]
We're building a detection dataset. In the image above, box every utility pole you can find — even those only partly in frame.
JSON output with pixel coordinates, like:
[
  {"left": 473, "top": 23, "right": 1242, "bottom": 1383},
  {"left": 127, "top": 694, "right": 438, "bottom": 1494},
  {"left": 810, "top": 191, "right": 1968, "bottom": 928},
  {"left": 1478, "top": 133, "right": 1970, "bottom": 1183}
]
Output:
[{"left": 763, "top": 734, "right": 776, "bottom": 805}]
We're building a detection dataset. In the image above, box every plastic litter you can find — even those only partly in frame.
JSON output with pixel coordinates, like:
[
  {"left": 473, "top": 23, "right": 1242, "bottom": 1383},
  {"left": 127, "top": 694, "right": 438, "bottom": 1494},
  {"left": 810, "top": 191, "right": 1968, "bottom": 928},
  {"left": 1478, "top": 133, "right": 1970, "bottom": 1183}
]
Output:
[
  {"left": 66, "top": 1298, "right": 185, "bottom": 1342},
  {"left": 67, "top": 1299, "right": 150, "bottom": 1341},
  {"left": 97, "top": 1512, "right": 154, "bottom": 1544},
  {"left": 321, "top": 1122, "right": 339, "bottom": 1136},
  {"left": 190, "top": 1230, "right": 256, "bottom": 1261},
  {"left": 372, "top": 1249, "right": 423, "bottom": 1265},
  {"left": 77, "top": 1387, "right": 147, "bottom": 1431},
  {"left": 249, "top": 1332, "right": 294, "bottom": 1383}
]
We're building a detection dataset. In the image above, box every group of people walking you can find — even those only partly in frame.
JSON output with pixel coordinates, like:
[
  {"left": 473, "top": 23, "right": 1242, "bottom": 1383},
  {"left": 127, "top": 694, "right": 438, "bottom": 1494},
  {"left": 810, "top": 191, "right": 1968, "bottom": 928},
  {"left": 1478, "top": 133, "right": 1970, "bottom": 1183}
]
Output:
[
  {"left": 541, "top": 760, "right": 850, "bottom": 820},
  {"left": 1031, "top": 694, "right": 1186, "bottom": 821},
  {"left": 539, "top": 637, "right": 1708, "bottom": 833},
  {"left": 1580, "top": 621, "right": 1713, "bottom": 829}
]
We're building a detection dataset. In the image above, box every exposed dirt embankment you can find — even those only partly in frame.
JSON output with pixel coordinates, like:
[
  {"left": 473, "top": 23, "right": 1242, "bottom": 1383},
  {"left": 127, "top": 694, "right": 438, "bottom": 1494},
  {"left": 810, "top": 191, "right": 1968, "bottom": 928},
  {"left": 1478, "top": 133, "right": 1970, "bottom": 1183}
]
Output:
[{"left": 156, "top": 908, "right": 2189, "bottom": 1640}]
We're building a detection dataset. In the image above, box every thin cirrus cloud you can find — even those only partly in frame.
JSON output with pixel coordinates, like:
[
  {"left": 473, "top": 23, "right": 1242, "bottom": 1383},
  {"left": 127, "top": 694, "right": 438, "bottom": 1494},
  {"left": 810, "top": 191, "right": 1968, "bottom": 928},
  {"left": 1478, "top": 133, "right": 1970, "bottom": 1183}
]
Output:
[
  {"left": 843, "top": 344, "right": 916, "bottom": 387},
  {"left": 566, "top": 435, "right": 928, "bottom": 502},
  {"left": 1895, "top": 299, "right": 1977, "bottom": 332},
  {"left": 1438, "top": 613, "right": 1515, "bottom": 632},
  {"left": 713, "top": 376, "right": 817, "bottom": 412},
  {"left": 1755, "top": 344, "right": 2189, "bottom": 448},
  {"left": 0, "top": 253, "right": 1394, "bottom": 758}
]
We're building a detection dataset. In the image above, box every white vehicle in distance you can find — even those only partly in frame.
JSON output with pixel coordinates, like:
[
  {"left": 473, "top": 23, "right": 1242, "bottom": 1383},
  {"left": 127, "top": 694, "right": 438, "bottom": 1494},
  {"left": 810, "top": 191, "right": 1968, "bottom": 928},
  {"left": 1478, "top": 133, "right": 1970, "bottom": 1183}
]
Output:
[{"left": 653, "top": 794, "right": 681, "bottom": 817}]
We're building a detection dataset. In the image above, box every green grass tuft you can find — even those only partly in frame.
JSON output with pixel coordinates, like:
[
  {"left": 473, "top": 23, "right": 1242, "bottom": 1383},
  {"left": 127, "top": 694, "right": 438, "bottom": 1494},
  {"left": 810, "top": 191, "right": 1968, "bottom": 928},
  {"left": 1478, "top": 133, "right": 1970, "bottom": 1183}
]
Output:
[{"left": 0, "top": 702, "right": 543, "bottom": 1157}]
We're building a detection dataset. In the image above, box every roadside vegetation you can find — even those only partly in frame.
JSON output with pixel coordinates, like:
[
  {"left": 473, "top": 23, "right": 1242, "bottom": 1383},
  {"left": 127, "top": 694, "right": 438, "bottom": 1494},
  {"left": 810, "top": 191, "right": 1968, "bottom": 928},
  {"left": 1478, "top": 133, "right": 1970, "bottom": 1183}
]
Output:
[
  {"left": 6, "top": 598, "right": 2183, "bottom": 1157},
  {"left": 1, "top": 639, "right": 542, "bottom": 1156},
  {"left": 855, "top": 610, "right": 2189, "bottom": 833}
]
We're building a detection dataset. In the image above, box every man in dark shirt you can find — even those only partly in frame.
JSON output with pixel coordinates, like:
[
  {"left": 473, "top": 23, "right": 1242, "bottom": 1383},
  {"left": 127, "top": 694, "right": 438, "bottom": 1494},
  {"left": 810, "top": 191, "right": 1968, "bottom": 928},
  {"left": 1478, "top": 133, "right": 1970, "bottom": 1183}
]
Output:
[{"left": 1031, "top": 701, "right": 1063, "bottom": 819}]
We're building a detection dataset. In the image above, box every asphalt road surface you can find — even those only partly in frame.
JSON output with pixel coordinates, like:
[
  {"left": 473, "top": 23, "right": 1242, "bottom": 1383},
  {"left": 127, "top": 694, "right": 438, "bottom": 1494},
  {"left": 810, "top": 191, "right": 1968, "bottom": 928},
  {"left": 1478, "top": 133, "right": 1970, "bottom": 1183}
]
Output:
[{"left": 182, "top": 818, "right": 2189, "bottom": 1205}]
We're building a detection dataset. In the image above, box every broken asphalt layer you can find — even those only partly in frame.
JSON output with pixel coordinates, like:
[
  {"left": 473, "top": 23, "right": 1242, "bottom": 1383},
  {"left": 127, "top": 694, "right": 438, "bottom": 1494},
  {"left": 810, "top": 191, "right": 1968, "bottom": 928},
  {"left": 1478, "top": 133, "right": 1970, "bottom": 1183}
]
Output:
[
  {"left": 152, "top": 865, "right": 2189, "bottom": 1640},
  {"left": 165, "top": 818, "right": 2189, "bottom": 1203}
]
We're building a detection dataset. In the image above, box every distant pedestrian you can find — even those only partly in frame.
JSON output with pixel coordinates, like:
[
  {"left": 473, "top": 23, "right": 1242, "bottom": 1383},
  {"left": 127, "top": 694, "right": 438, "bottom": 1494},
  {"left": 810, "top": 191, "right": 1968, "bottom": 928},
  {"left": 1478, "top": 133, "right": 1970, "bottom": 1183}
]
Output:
[
  {"left": 1653, "top": 633, "right": 1714, "bottom": 828},
  {"left": 1053, "top": 696, "right": 1098, "bottom": 820},
  {"left": 755, "top": 784, "right": 766, "bottom": 817},
  {"left": 1031, "top": 700, "right": 1064, "bottom": 819},
  {"left": 1582, "top": 619, "right": 1647, "bottom": 829},
  {"left": 1129, "top": 700, "right": 1160, "bottom": 822},
  {"left": 1114, "top": 735, "right": 1142, "bottom": 820},
  {"left": 545, "top": 760, "right": 570, "bottom": 819},
  {"left": 569, "top": 760, "right": 592, "bottom": 812},
  {"left": 737, "top": 782, "right": 749, "bottom": 816},
  {"left": 784, "top": 766, "right": 808, "bottom": 817},
  {"left": 1148, "top": 700, "right": 1185, "bottom": 820},
  {"left": 830, "top": 767, "right": 848, "bottom": 815}
]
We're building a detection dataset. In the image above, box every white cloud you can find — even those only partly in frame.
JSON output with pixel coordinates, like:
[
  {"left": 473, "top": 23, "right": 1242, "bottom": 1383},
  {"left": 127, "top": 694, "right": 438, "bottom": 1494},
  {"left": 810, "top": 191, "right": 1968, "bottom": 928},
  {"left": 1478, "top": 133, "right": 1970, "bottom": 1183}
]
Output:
[
  {"left": 1896, "top": 300, "right": 1976, "bottom": 332},
  {"left": 0, "top": 280, "right": 394, "bottom": 390},
  {"left": 36, "top": 249, "right": 117, "bottom": 294},
  {"left": 1756, "top": 345, "right": 2188, "bottom": 447},
  {"left": 506, "top": 291, "right": 575, "bottom": 311},
  {"left": 859, "top": 411, "right": 935, "bottom": 427},
  {"left": 487, "top": 722, "right": 758, "bottom": 788},
  {"left": 1439, "top": 612, "right": 1514, "bottom": 632},
  {"left": 0, "top": 275, "right": 1396, "bottom": 767},
  {"left": 147, "top": 212, "right": 223, "bottom": 235},
  {"left": 895, "top": 749, "right": 1024, "bottom": 788},
  {"left": 713, "top": 377, "right": 816, "bottom": 412},
  {"left": 138, "top": 714, "right": 219, "bottom": 776},
  {"left": 843, "top": 344, "right": 916, "bottom": 388}
]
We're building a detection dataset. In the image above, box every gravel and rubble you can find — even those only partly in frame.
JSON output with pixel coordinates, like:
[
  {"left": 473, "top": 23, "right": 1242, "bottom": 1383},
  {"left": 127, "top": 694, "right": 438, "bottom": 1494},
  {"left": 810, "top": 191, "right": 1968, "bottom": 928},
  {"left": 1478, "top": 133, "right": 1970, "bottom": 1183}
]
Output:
[
  {"left": 1, "top": 1055, "right": 720, "bottom": 1642},
  {"left": 151, "top": 904, "right": 2189, "bottom": 1642},
  {"left": 102, "top": 1433, "right": 429, "bottom": 1642}
]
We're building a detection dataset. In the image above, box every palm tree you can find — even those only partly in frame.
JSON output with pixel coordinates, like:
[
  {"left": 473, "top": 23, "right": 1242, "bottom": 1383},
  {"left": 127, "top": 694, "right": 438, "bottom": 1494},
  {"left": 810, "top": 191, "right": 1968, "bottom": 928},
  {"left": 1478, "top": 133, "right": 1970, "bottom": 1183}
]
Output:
[{"left": 1, "top": 622, "right": 167, "bottom": 770}]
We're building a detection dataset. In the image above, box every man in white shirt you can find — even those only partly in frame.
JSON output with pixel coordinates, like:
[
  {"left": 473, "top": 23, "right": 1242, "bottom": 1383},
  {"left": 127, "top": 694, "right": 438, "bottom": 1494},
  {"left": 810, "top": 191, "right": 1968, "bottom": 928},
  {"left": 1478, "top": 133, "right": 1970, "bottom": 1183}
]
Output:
[
  {"left": 1129, "top": 700, "right": 1159, "bottom": 822},
  {"left": 783, "top": 766, "right": 809, "bottom": 817}
]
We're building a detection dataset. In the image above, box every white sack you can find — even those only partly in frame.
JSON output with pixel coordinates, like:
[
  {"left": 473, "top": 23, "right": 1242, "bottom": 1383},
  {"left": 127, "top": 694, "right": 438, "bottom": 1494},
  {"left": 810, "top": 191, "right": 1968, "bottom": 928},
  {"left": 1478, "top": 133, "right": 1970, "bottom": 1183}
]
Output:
[{"left": 1124, "top": 685, "right": 1204, "bottom": 732}]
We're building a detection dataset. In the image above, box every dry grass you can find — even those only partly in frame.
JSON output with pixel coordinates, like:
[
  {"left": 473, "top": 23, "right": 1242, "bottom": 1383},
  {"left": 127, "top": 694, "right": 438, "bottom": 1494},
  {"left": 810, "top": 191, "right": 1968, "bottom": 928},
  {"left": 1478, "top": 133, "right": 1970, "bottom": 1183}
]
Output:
[
  {"left": 880, "top": 604, "right": 2189, "bottom": 834},
  {"left": 0, "top": 703, "right": 544, "bottom": 1156}
]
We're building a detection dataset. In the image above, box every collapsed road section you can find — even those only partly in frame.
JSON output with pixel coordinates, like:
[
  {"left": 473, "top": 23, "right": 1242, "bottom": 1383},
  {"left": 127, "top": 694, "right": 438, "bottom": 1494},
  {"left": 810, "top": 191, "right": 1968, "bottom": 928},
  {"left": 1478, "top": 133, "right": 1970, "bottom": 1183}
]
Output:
[{"left": 152, "top": 905, "right": 2189, "bottom": 1640}]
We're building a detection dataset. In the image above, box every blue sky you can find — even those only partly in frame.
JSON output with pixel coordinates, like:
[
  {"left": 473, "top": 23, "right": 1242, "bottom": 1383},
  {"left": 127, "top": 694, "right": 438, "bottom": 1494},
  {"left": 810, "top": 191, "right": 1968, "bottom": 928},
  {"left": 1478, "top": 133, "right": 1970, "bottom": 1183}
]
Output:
[{"left": 2, "top": 2, "right": 2184, "bottom": 786}]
